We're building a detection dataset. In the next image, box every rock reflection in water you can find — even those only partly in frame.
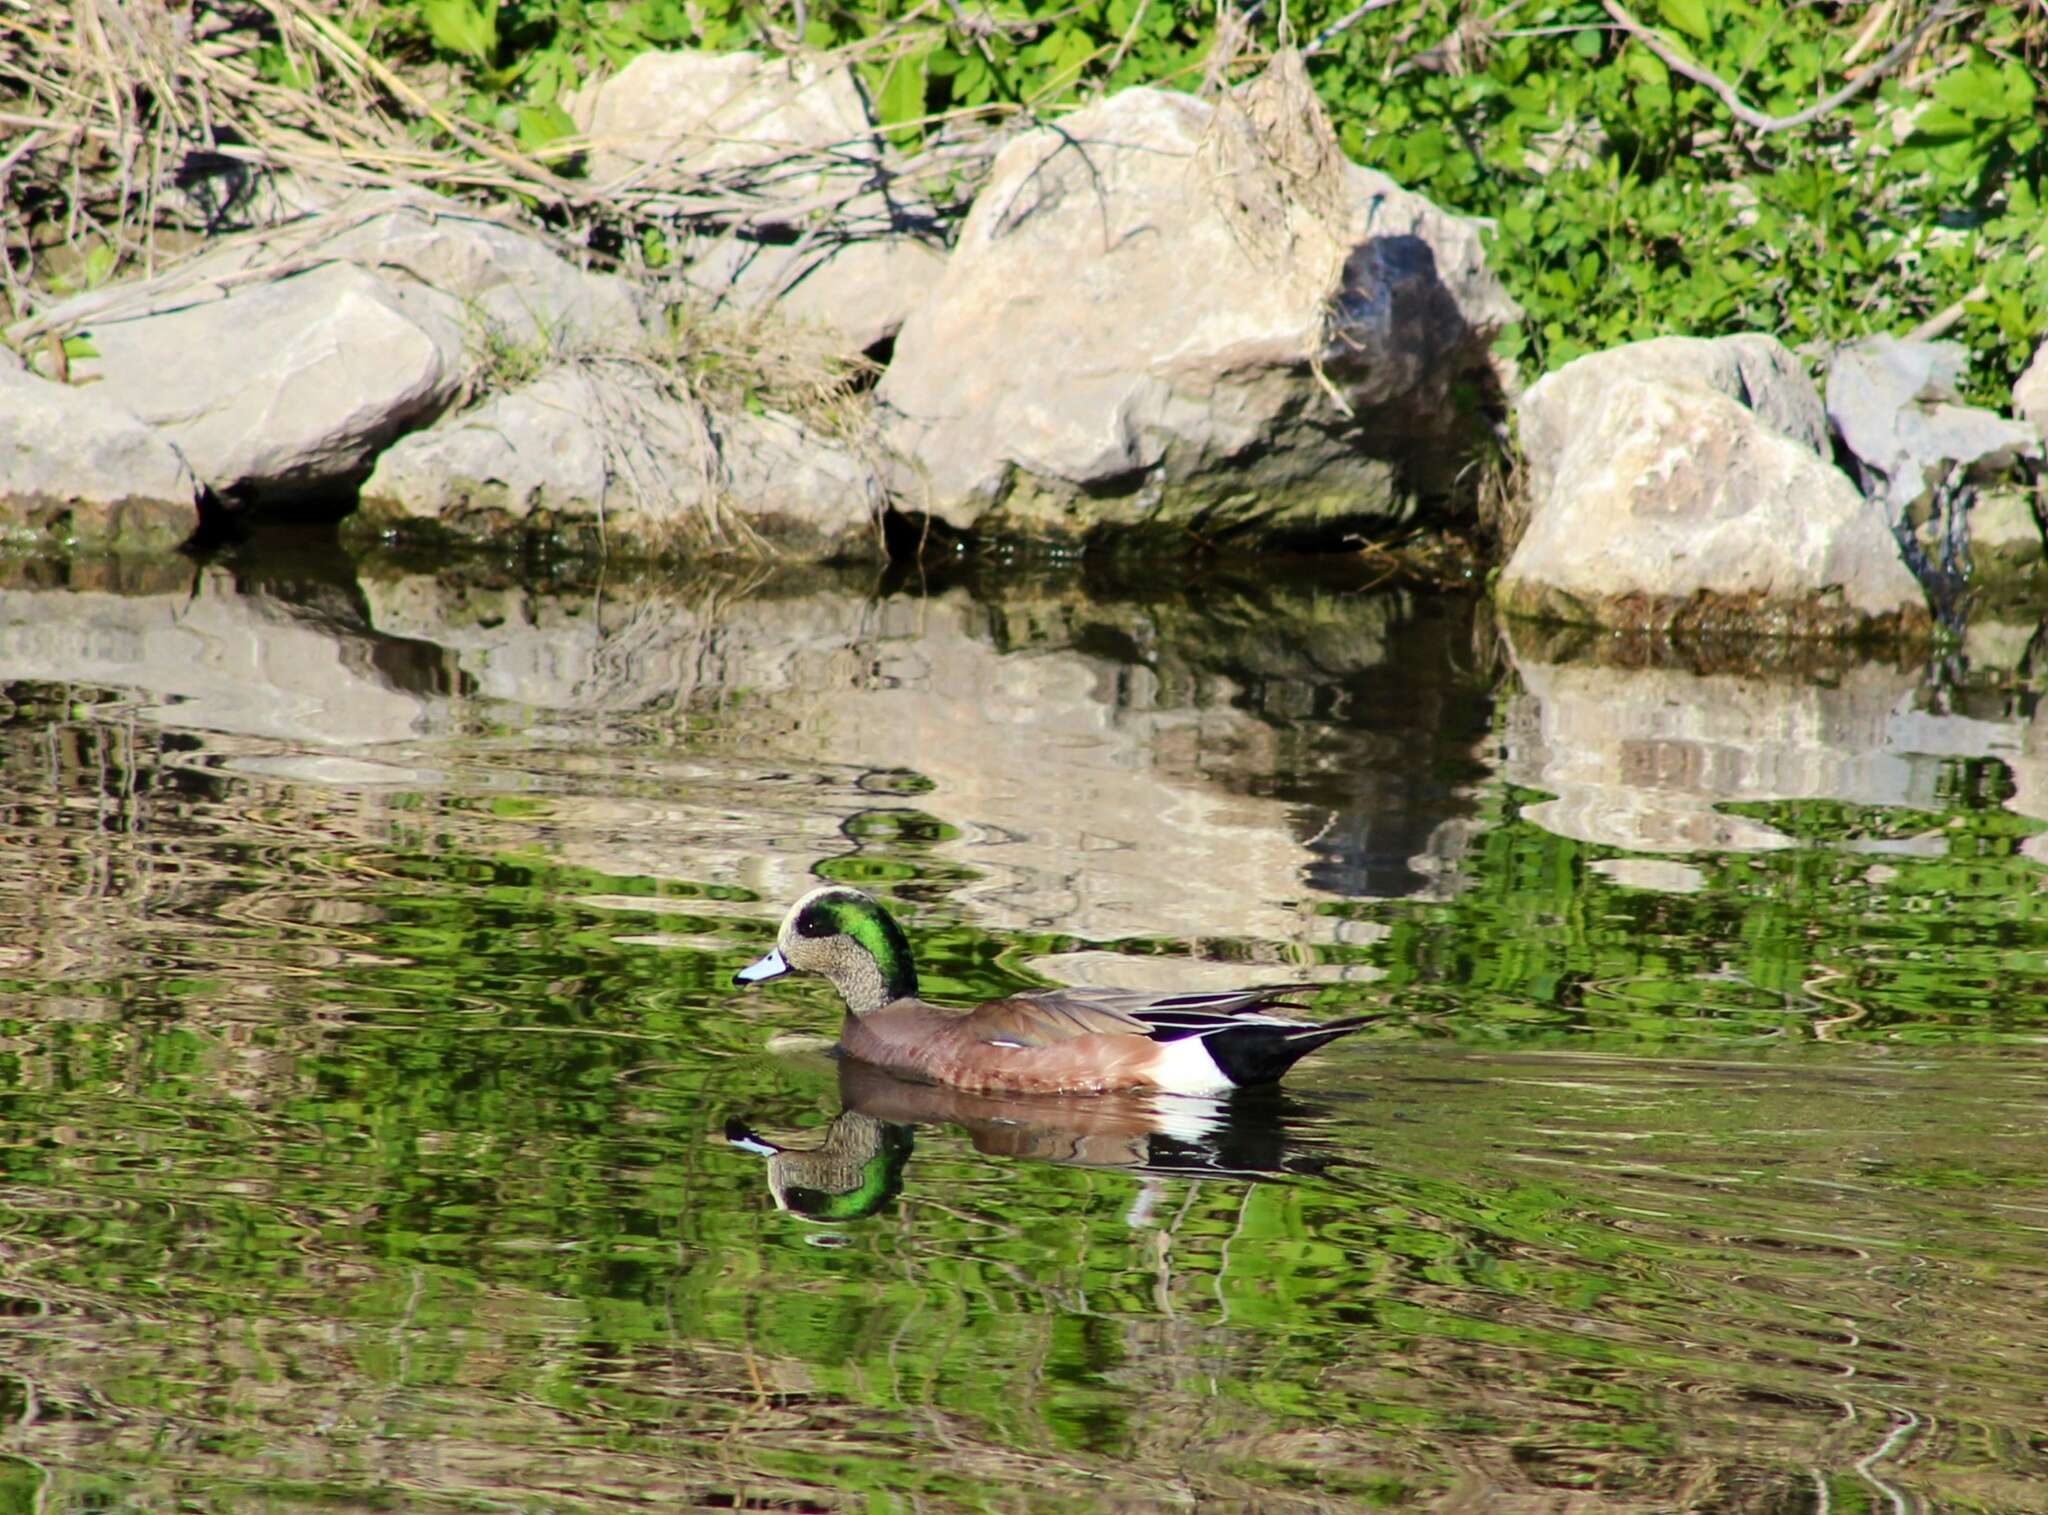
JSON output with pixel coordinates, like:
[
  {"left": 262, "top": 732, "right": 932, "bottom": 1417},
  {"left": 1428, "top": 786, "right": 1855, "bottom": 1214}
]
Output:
[
  {"left": 727, "top": 1057, "right": 1330, "bottom": 1222},
  {"left": 1, "top": 544, "right": 1496, "bottom": 977},
  {"left": 357, "top": 555, "right": 1497, "bottom": 936},
  {"left": 0, "top": 555, "right": 451, "bottom": 746},
  {"left": 1500, "top": 618, "right": 2048, "bottom": 863}
]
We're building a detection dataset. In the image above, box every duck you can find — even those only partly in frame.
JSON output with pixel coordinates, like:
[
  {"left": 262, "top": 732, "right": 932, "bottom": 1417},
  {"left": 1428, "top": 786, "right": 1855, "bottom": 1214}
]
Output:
[{"left": 731, "top": 884, "right": 1370, "bottom": 1096}]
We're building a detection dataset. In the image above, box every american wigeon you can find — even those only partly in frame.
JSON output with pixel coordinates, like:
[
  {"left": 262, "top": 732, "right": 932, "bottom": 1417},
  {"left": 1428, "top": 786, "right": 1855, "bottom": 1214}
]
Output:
[{"left": 732, "top": 885, "right": 1369, "bottom": 1096}]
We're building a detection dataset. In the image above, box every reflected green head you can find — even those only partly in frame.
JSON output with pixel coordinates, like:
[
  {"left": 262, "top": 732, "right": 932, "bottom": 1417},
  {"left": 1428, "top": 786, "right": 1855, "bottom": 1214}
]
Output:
[
  {"left": 785, "top": 886, "right": 919, "bottom": 1004},
  {"left": 775, "top": 1123, "right": 915, "bottom": 1221}
]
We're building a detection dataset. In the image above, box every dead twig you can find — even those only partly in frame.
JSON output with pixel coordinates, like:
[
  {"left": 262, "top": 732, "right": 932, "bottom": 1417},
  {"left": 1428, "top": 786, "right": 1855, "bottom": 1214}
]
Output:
[
  {"left": 1305, "top": 0, "right": 1402, "bottom": 57},
  {"left": 1906, "top": 281, "right": 1987, "bottom": 342},
  {"left": 1601, "top": 0, "right": 1968, "bottom": 135}
]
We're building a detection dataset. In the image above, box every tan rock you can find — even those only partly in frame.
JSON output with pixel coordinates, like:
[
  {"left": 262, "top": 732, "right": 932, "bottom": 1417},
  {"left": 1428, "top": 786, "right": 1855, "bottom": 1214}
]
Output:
[
  {"left": 21, "top": 194, "right": 651, "bottom": 506},
  {"left": 2014, "top": 339, "right": 2048, "bottom": 442},
  {"left": 571, "top": 51, "right": 878, "bottom": 197},
  {"left": 569, "top": 50, "right": 941, "bottom": 354},
  {"left": 355, "top": 363, "right": 881, "bottom": 562},
  {"left": 1504, "top": 372, "right": 1926, "bottom": 636},
  {"left": 0, "top": 367, "right": 199, "bottom": 552},
  {"left": 1516, "top": 333, "right": 1831, "bottom": 471},
  {"left": 58, "top": 263, "right": 453, "bottom": 502},
  {"left": 877, "top": 78, "right": 1517, "bottom": 546}
]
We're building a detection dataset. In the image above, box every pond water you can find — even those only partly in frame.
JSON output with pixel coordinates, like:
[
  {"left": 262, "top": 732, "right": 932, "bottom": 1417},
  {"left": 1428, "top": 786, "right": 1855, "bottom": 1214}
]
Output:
[{"left": 2, "top": 536, "right": 2046, "bottom": 1512}]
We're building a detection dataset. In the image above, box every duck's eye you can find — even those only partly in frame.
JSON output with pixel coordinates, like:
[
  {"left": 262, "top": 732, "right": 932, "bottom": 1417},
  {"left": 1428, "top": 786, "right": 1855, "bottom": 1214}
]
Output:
[{"left": 794, "top": 905, "right": 835, "bottom": 938}]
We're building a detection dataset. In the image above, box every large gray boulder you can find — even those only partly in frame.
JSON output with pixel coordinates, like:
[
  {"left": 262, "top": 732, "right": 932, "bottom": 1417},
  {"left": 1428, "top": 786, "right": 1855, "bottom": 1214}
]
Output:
[
  {"left": 352, "top": 363, "right": 881, "bottom": 562},
  {"left": 1517, "top": 333, "right": 1831, "bottom": 471},
  {"left": 21, "top": 195, "right": 648, "bottom": 507},
  {"left": 0, "top": 368, "right": 200, "bottom": 552},
  {"left": 875, "top": 70, "right": 1519, "bottom": 548},
  {"left": 1502, "top": 346, "right": 1927, "bottom": 637},
  {"left": 1827, "top": 336, "right": 2042, "bottom": 515},
  {"left": 37, "top": 194, "right": 646, "bottom": 370},
  {"left": 574, "top": 50, "right": 878, "bottom": 195},
  {"left": 60, "top": 262, "right": 452, "bottom": 503},
  {"left": 571, "top": 50, "right": 940, "bottom": 354}
]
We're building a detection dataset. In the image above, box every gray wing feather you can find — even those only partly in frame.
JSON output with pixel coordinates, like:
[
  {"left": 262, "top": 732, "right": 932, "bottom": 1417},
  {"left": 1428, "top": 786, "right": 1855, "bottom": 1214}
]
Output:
[{"left": 1006, "top": 984, "right": 1321, "bottom": 1042}]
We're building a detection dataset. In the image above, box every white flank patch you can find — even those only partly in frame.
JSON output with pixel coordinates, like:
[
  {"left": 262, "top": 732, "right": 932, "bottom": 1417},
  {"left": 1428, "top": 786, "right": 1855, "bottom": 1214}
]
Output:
[{"left": 1146, "top": 1035, "right": 1238, "bottom": 1097}]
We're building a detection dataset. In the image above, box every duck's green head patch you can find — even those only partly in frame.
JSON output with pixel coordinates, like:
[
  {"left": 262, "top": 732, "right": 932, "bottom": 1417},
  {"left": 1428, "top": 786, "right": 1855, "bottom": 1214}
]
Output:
[{"left": 789, "top": 887, "right": 918, "bottom": 1001}]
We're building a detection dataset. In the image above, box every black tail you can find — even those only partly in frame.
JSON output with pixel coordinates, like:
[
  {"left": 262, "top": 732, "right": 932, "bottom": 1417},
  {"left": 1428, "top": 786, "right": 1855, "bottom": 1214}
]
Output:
[{"left": 1202, "top": 1016, "right": 1372, "bottom": 1088}]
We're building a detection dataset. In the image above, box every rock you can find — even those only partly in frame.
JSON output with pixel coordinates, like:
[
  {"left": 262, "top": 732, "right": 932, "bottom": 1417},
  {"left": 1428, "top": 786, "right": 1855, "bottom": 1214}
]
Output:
[
  {"left": 61, "top": 262, "right": 452, "bottom": 504},
  {"left": 1827, "top": 336, "right": 2042, "bottom": 514},
  {"left": 38, "top": 193, "right": 646, "bottom": 368},
  {"left": 875, "top": 67, "right": 1519, "bottom": 548},
  {"left": 2014, "top": 340, "right": 2048, "bottom": 443},
  {"left": 682, "top": 230, "right": 945, "bottom": 357},
  {"left": 1517, "top": 333, "right": 1831, "bottom": 467},
  {"left": 571, "top": 51, "right": 878, "bottom": 198},
  {"left": 20, "top": 195, "right": 649, "bottom": 507},
  {"left": 351, "top": 362, "right": 881, "bottom": 562},
  {"left": 718, "top": 408, "right": 885, "bottom": 559},
  {"left": 1942, "top": 486, "right": 2046, "bottom": 606},
  {"left": 0, "top": 367, "right": 199, "bottom": 552},
  {"left": 1501, "top": 373, "right": 1927, "bottom": 637},
  {"left": 570, "top": 51, "right": 939, "bottom": 355},
  {"left": 354, "top": 367, "right": 612, "bottom": 531},
  {"left": 295, "top": 197, "right": 649, "bottom": 361}
]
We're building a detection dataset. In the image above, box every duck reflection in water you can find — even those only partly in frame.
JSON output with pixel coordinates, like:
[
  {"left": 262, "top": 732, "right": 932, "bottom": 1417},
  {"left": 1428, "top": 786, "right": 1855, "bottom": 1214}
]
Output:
[{"left": 727, "top": 1056, "right": 1333, "bottom": 1223}]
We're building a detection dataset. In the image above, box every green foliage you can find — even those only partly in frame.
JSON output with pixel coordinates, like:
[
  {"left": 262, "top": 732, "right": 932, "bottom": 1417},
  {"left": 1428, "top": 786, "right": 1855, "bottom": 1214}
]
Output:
[
  {"left": 421, "top": 0, "right": 500, "bottom": 63},
  {"left": 1304, "top": 1, "right": 2048, "bottom": 395},
  {"left": 46, "top": 242, "right": 117, "bottom": 297}
]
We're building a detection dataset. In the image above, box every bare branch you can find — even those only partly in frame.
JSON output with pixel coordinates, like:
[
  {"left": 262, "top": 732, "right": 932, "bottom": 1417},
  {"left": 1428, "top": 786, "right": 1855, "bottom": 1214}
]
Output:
[
  {"left": 1906, "top": 282, "right": 1987, "bottom": 342},
  {"left": 1601, "top": 0, "right": 1968, "bottom": 135},
  {"left": 1305, "top": 0, "right": 1401, "bottom": 57}
]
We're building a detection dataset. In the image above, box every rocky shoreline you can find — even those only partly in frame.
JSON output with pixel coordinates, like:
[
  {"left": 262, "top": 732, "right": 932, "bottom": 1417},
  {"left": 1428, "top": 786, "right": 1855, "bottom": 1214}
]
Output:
[{"left": 4, "top": 49, "right": 2045, "bottom": 641}]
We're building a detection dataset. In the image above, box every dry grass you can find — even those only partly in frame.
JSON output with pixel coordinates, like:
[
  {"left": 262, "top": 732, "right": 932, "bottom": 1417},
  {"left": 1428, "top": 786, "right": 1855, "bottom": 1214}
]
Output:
[{"left": 0, "top": 1, "right": 997, "bottom": 328}]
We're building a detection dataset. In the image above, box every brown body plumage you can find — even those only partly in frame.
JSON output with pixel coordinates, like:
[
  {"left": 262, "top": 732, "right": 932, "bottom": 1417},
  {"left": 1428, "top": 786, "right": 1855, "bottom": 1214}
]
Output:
[{"left": 733, "top": 886, "right": 1369, "bottom": 1097}]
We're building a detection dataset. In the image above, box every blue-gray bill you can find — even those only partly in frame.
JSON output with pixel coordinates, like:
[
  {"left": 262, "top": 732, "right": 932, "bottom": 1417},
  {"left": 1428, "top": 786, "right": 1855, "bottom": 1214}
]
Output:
[{"left": 734, "top": 947, "right": 791, "bottom": 985}]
